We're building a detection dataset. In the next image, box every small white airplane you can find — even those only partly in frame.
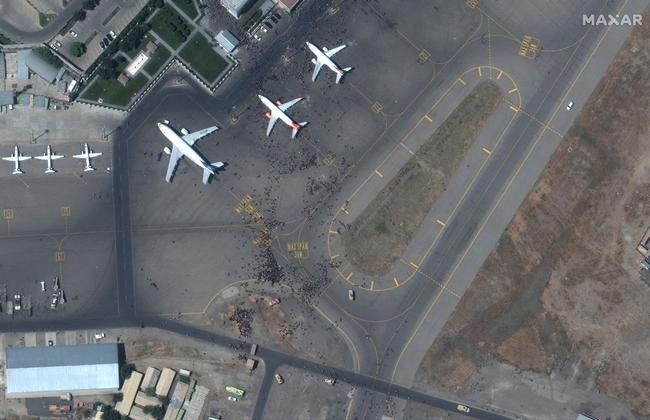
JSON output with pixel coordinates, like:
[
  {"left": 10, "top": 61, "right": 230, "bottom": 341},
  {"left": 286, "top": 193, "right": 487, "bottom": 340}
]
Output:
[
  {"left": 2, "top": 146, "right": 31, "bottom": 175},
  {"left": 34, "top": 145, "right": 64, "bottom": 173},
  {"left": 157, "top": 120, "right": 223, "bottom": 184},
  {"left": 306, "top": 41, "right": 352, "bottom": 84},
  {"left": 73, "top": 143, "right": 102, "bottom": 172},
  {"left": 258, "top": 94, "right": 308, "bottom": 139}
]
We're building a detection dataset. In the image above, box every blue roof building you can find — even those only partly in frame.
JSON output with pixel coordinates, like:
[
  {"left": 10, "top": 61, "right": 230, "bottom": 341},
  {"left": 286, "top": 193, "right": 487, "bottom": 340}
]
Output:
[{"left": 5, "top": 343, "right": 120, "bottom": 398}]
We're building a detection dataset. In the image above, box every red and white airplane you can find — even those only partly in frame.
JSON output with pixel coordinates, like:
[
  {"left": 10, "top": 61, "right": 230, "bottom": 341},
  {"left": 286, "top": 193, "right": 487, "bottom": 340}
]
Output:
[
  {"left": 258, "top": 94, "right": 308, "bottom": 139},
  {"left": 306, "top": 41, "right": 352, "bottom": 84}
]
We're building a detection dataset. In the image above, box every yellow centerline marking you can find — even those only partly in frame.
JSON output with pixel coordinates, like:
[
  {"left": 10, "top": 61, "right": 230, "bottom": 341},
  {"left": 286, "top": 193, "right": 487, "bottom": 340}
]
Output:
[
  {"left": 331, "top": 254, "right": 340, "bottom": 260},
  {"left": 482, "top": 147, "right": 492, "bottom": 155},
  {"left": 436, "top": 219, "right": 446, "bottom": 227},
  {"left": 399, "top": 142, "right": 415, "bottom": 155},
  {"left": 345, "top": 272, "right": 353, "bottom": 281},
  {"left": 457, "top": 78, "right": 466, "bottom": 85},
  {"left": 329, "top": 230, "right": 338, "bottom": 235},
  {"left": 409, "top": 261, "right": 419, "bottom": 269},
  {"left": 374, "top": 169, "right": 383, "bottom": 178},
  {"left": 394, "top": 277, "right": 400, "bottom": 286},
  {"left": 508, "top": 87, "right": 518, "bottom": 93},
  {"left": 477, "top": 67, "right": 482, "bottom": 77},
  {"left": 370, "top": 280, "right": 375, "bottom": 291},
  {"left": 423, "top": 115, "right": 433, "bottom": 122},
  {"left": 497, "top": 70, "right": 503, "bottom": 80},
  {"left": 509, "top": 105, "right": 519, "bottom": 112}
]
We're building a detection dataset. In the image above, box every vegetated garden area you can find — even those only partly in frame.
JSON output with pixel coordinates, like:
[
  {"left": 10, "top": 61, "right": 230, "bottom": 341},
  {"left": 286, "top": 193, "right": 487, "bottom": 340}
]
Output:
[
  {"left": 144, "top": 45, "right": 171, "bottom": 75},
  {"left": 171, "top": 0, "right": 198, "bottom": 19},
  {"left": 150, "top": 3, "right": 193, "bottom": 49},
  {"left": 82, "top": 73, "right": 148, "bottom": 107},
  {"left": 342, "top": 81, "right": 503, "bottom": 276},
  {"left": 179, "top": 33, "right": 230, "bottom": 84}
]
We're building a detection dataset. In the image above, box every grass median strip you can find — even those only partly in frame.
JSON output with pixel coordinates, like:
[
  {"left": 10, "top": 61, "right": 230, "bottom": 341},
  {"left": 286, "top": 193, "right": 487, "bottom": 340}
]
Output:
[{"left": 342, "top": 81, "right": 503, "bottom": 276}]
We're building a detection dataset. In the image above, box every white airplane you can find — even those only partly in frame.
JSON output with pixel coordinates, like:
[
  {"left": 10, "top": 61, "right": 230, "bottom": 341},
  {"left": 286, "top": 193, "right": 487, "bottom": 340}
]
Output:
[
  {"left": 34, "top": 145, "right": 64, "bottom": 173},
  {"left": 258, "top": 94, "right": 308, "bottom": 139},
  {"left": 157, "top": 120, "right": 223, "bottom": 184},
  {"left": 2, "top": 146, "right": 31, "bottom": 175},
  {"left": 73, "top": 143, "right": 102, "bottom": 172},
  {"left": 306, "top": 41, "right": 352, "bottom": 84}
]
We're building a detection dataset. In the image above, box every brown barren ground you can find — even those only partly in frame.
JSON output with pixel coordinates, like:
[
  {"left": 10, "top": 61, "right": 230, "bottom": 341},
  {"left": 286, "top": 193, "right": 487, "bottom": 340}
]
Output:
[
  {"left": 343, "top": 81, "right": 502, "bottom": 276},
  {"left": 417, "top": 10, "right": 650, "bottom": 415}
]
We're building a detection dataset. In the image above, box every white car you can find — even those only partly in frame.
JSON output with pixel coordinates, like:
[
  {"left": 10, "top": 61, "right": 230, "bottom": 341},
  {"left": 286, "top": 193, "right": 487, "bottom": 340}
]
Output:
[
  {"left": 566, "top": 101, "right": 574, "bottom": 111},
  {"left": 227, "top": 396, "right": 237, "bottom": 402},
  {"left": 69, "top": 30, "right": 78, "bottom": 37},
  {"left": 95, "top": 332, "right": 106, "bottom": 340},
  {"left": 456, "top": 404, "right": 470, "bottom": 413}
]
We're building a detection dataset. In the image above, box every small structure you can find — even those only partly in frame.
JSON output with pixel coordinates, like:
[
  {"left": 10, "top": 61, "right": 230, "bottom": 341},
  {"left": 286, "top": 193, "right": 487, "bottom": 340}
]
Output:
[
  {"left": 117, "top": 73, "right": 131, "bottom": 87},
  {"left": 245, "top": 358, "right": 257, "bottom": 371},
  {"left": 183, "top": 385, "right": 209, "bottom": 420},
  {"left": 155, "top": 368, "right": 176, "bottom": 397},
  {"left": 141, "top": 367, "right": 161, "bottom": 391},
  {"left": 215, "top": 30, "right": 240, "bottom": 53},
  {"left": 146, "top": 40, "right": 158, "bottom": 54},
  {"left": 162, "top": 380, "right": 190, "bottom": 420},
  {"left": 273, "top": 0, "right": 302, "bottom": 12},
  {"left": 116, "top": 370, "right": 144, "bottom": 416},
  {"left": 5, "top": 344, "right": 120, "bottom": 398},
  {"left": 126, "top": 51, "right": 149, "bottom": 77},
  {"left": 220, "top": 0, "right": 254, "bottom": 18}
]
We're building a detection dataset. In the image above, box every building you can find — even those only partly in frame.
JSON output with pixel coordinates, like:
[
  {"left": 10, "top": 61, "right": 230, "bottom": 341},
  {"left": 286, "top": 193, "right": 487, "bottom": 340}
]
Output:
[
  {"left": 5, "top": 344, "right": 120, "bottom": 398},
  {"left": 220, "top": 0, "right": 254, "bottom": 19},
  {"left": 116, "top": 370, "right": 144, "bottom": 416},
  {"left": 0, "top": 91, "right": 15, "bottom": 106},
  {"left": 215, "top": 30, "right": 240, "bottom": 53},
  {"left": 24, "top": 50, "right": 62, "bottom": 83},
  {"left": 135, "top": 390, "right": 161, "bottom": 408},
  {"left": 183, "top": 385, "right": 209, "bottom": 420},
  {"left": 273, "top": 0, "right": 303, "bottom": 12},
  {"left": 141, "top": 367, "right": 161, "bottom": 391},
  {"left": 162, "top": 380, "right": 190, "bottom": 420},
  {"left": 155, "top": 367, "right": 176, "bottom": 397}
]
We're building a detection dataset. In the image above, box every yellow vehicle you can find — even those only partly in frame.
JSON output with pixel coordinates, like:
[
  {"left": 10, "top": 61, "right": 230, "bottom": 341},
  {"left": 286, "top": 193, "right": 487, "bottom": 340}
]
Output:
[{"left": 225, "top": 386, "right": 245, "bottom": 397}]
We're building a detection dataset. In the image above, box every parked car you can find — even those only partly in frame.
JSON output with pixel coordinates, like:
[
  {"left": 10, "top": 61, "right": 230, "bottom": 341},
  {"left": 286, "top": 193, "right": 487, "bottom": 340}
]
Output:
[
  {"left": 566, "top": 101, "right": 574, "bottom": 111},
  {"left": 324, "top": 377, "right": 336, "bottom": 386},
  {"left": 274, "top": 373, "right": 284, "bottom": 384},
  {"left": 50, "top": 42, "right": 58, "bottom": 51},
  {"left": 69, "top": 30, "right": 78, "bottom": 37},
  {"left": 55, "top": 41, "right": 62, "bottom": 48},
  {"left": 227, "top": 396, "right": 237, "bottom": 402},
  {"left": 348, "top": 289, "right": 355, "bottom": 301},
  {"left": 107, "top": 30, "right": 116, "bottom": 40},
  {"left": 456, "top": 404, "right": 470, "bottom": 413}
]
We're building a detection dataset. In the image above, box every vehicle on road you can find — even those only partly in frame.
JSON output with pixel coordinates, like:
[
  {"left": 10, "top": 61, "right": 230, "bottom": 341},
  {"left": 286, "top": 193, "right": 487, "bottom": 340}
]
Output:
[
  {"left": 274, "top": 373, "right": 284, "bottom": 384},
  {"left": 69, "top": 30, "right": 77, "bottom": 37},
  {"left": 566, "top": 101, "right": 574, "bottom": 111},
  {"left": 227, "top": 396, "right": 237, "bottom": 402},
  {"left": 324, "top": 377, "right": 336, "bottom": 385},
  {"left": 13, "top": 294, "right": 21, "bottom": 311},
  {"left": 52, "top": 276, "right": 59, "bottom": 291},
  {"left": 348, "top": 289, "right": 355, "bottom": 301},
  {"left": 456, "top": 404, "right": 470, "bottom": 413},
  {"left": 95, "top": 332, "right": 106, "bottom": 340},
  {"left": 40, "top": 281, "right": 46, "bottom": 292}
]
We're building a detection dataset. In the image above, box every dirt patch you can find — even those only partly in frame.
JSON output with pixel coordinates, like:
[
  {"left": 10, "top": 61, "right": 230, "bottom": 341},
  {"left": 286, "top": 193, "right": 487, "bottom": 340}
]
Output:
[
  {"left": 417, "top": 9, "right": 650, "bottom": 416},
  {"left": 342, "top": 81, "right": 503, "bottom": 275}
]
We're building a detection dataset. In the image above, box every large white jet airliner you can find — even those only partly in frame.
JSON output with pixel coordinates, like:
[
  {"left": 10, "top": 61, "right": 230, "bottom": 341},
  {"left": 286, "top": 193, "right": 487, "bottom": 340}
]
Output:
[
  {"left": 306, "top": 41, "right": 352, "bottom": 84},
  {"left": 34, "top": 145, "right": 64, "bottom": 173},
  {"left": 2, "top": 146, "right": 31, "bottom": 175},
  {"left": 73, "top": 143, "right": 102, "bottom": 172},
  {"left": 157, "top": 120, "right": 223, "bottom": 184},
  {"left": 258, "top": 94, "right": 308, "bottom": 139}
]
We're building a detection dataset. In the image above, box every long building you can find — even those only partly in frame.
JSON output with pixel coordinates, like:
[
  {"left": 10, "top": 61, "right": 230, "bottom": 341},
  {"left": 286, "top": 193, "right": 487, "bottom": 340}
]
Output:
[{"left": 5, "top": 344, "right": 120, "bottom": 398}]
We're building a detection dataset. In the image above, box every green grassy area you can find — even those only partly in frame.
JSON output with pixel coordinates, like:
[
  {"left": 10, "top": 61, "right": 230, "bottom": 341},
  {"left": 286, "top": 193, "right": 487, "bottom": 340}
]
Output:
[
  {"left": 0, "top": 33, "right": 14, "bottom": 45},
  {"left": 179, "top": 33, "right": 230, "bottom": 84},
  {"left": 150, "top": 4, "right": 193, "bottom": 49},
  {"left": 144, "top": 44, "right": 171, "bottom": 75},
  {"left": 81, "top": 73, "right": 149, "bottom": 107},
  {"left": 39, "top": 12, "right": 57, "bottom": 28},
  {"left": 342, "top": 81, "right": 503, "bottom": 276},
  {"left": 123, "top": 33, "right": 151, "bottom": 58},
  {"left": 102, "top": 6, "right": 120, "bottom": 25},
  {"left": 171, "top": 0, "right": 198, "bottom": 19}
]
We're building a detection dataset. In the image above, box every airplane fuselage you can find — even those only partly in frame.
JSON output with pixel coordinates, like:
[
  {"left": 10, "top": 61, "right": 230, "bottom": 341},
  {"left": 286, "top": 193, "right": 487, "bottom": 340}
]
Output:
[
  {"left": 157, "top": 123, "right": 214, "bottom": 174},
  {"left": 307, "top": 42, "right": 343, "bottom": 75},
  {"left": 258, "top": 95, "right": 299, "bottom": 129}
]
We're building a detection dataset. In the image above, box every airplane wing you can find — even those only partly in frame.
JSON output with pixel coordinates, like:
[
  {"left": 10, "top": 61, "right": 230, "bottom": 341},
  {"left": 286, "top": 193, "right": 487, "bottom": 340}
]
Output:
[
  {"left": 1, "top": 156, "right": 14, "bottom": 161},
  {"left": 164, "top": 145, "right": 184, "bottom": 182},
  {"left": 182, "top": 126, "right": 218, "bottom": 146},
  {"left": 311, "top": 60, "right": 323, "bottom": 82},
  {"left": 278, "top": 97, "right": 303, "bottom": 112},
  {"left": 266, "top": 115, "right": 279, "bottom": 136},
  {"left": 18, "top": 156, "right": 31, "bottom": 161},
  {"left": 73, "top": 153, "right": 87, "bottom": 159},
  {"left": 51, "top": 154, "right": 64, "bottom": 160},
  {"left": 88, "top": 152, "right": 102, "bottom": 158},
  {"left": 34, "top": 155, "right": 48, "bottom": 160},
  {"left": 325, "top": 44, "right": 346, "bottom": 58}
]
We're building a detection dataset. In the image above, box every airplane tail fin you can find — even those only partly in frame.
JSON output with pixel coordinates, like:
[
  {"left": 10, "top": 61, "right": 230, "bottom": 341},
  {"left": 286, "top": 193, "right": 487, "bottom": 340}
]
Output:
[
  {"left": 211, "top": 161, "right": 225, "bottom": 169},
  {"left": 45, "top": 169, "right": 56, "bottom": 174},
  {"left": 84, "top": 167, "right": 95, "bottom": 172},
  {"left": 12, "top": 169, "right": 23, "bottom": 175},
  {"left": 292, "top": 122, "right": 309, "bottom": 139},
  {"left": 336, "top": 67, "right": 353, "bottom": 84}
]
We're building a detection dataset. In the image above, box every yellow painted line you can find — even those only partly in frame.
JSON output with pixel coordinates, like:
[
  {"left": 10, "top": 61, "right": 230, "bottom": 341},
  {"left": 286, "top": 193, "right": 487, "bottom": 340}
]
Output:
[
  {"left": 331, "top": 254, "right": 340, "bottom": 260},
  {"left": 457, "top": 78, "right": 466, "bottom": 85},
  {"left": 436, "top": 219, "right": 446, "bottom": 227},
  {"left": 400, "top": 142, "right": 415, "bottom": 155},
  {"left": 329, "top": 230, "right": 338, "bottom": 235},
  {"left": 374, "top": 169, "right": 383, "bottom": 178},
  {"left": 370, "top": 280, "right": 375, "bottom": 291},
  {"left": 509, "top": 105, "right": 519, "bottom": 112},
  {"left": 482, "top": 147, "right": 492, "bottom": 155},
  {"left": 497, "top": 70, "right": 503, "bottom": 80},
  {"left": 409, "top": 261, "right": 419, "bottom": 269},
  {"left": 345, "top": 272, "right": 353, "bottom": 281},
  {"left": 508, "top": 87, "right": 518, "bottom": 94},
  {"left": 344, "top": 398, "right": 354, "bottom": 420},
  {"left": 313, "top": 305, "right": 360, "bottom": 373},
  {"left": 423, "top": 114, "right": 432, "bottom": 122},
  {"left": 341, "top": 206, "right": 349, "bottom": 215},
  {"left": 477, "top": 67, "right": 482, "bottom": 77},
  {"left": 394, "top": 277, "right": 400, "bottom": 286}
]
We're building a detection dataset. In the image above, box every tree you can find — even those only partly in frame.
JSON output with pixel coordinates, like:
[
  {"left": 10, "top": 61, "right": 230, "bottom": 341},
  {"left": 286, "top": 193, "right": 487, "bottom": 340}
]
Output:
[
  {"left": 101, "top": 405, "right": 126, "bottom": 420},
  {"left": 69, "top": 42, "right": 87, "bottom": 57},
  {"left": 119, "top": 363, "right": 136, "bottom": 381},
  {"left": 143, "top": 405, "right": 164, "bottom": 419},
  {"left": 75, "top": 9, "right": 86, "bottom": 21},
  {"left": 144, "top": 387, "right": 156, "bottom": 397}
]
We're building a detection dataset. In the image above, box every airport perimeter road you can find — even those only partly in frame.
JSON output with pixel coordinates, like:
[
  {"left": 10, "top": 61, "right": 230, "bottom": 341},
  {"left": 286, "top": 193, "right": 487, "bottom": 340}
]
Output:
[{"left": 0, "top": 0, "right": 85, "bottom": 44}]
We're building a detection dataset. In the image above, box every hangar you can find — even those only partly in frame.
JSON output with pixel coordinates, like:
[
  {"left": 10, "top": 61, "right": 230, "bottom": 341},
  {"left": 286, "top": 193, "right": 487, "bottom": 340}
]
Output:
[{"left": 5, "top": 343, "right": 120, "bottom": 398}]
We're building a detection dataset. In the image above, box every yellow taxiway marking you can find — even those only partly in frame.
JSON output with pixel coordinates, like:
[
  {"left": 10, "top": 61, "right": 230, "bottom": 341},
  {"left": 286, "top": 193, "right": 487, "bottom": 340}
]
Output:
[
  {"left": 423, "top": 115, "right": 433, "bottom": 123},
  {"left": 409, "top": 261, "right": 419, "bottom": 269},
  {"left": 60, "top": 206, "right": 71, "bottom": 217},
  {"left": 418, "top": 49, "right": 431, "bottom": 62},
  {"left": 508, "top": 87, "right": 518, "bottom": 94},
  {"left": 371, "top": 102, "right": 384, "bottom": 114},
  {"left": 477, "top": 67, "right": 482, "bottom": 77},
  {"left": 457, "top": 78, "right": 466, "bottom": 86},
  {"left": 394, "top": 277, "right": 400, "bottom": 286},
  {"left": 482, "top": 147, "right": 492, "bottom": 155},
  {"left": 331, "top": 254, "right": 340, "bottom": 260},
  {"left": 374, "top": 169, "right": 383, "bottom": 178},
  {"left": 329, "top": 230, "right": 338, "bottom": 235},
  {"left": 345, "top": 272, "right": 353, "bottom": 281},
  {"left": 436, "top": 219, "right": 446, "bottom": 227},
  {"left": 341, "top": 206, "right": 349, "bottom": 215},
  {"left": 466, "top": 0, "right": 479, "bottom": 8},
  {"left": 509, "top": 105, "right": 519, "bottom": 112},
  {"left": 3, "top": 209, "right": 14, "bottom": 220},
  {"left": 55, "top": 251, "right": 65, "bottom": 262},
  {"left": 497, "top": 70, "right": 503, "bottom": 80},
  {"left": 370, "top": 281, "right": 375, "bottom": 291},
  {"left": 399, "top": 142, "right": 415, "bottom": 155}
]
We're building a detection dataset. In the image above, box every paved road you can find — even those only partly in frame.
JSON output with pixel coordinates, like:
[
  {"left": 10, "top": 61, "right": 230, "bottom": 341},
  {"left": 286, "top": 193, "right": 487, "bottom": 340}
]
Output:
[{"left": 0, "top": 0, "right": 85, "bottom": 44}]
